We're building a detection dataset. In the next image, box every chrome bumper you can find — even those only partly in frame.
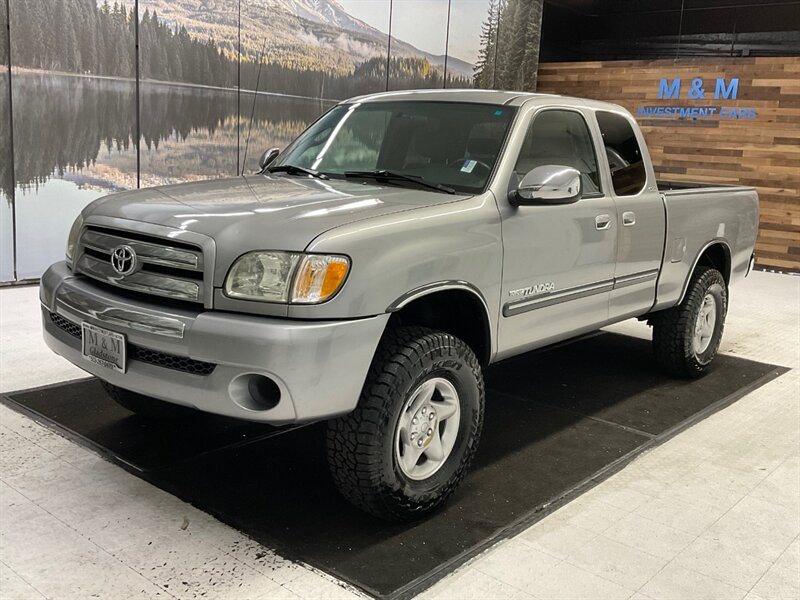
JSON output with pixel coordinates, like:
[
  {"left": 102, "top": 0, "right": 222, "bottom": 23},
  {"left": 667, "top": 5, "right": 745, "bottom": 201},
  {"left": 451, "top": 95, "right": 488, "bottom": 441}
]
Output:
[{"left": 41, "top": 262, "right": 389, "bottom": 424}]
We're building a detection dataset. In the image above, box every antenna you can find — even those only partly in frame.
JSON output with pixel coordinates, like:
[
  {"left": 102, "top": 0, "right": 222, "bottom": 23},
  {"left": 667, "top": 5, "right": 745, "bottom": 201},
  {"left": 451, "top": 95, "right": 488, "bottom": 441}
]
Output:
[{"left": 241, "top": 34, "right": 269, "bottom": 175}]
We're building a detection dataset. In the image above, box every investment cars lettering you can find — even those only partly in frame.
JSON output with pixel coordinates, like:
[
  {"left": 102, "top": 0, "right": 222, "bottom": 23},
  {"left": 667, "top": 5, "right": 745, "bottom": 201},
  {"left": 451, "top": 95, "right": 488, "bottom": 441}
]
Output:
[{"left": 636, "top": 77, "right": 758, "bottom": 122}]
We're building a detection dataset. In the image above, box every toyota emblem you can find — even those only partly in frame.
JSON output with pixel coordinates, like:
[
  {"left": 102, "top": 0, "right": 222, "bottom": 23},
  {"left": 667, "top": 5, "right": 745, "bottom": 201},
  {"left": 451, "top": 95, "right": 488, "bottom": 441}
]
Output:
[{"left": 110, "top": 245, "right": 137, "bottom": 275}]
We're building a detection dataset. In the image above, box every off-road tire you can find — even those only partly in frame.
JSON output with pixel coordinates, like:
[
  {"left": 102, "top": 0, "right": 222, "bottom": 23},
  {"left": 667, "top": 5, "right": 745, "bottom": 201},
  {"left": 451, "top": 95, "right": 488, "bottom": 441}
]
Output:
[
  {"left": 101, "top": 381, "right": 195, "bottom": 419},
  {"left": 652, "top": 266, "right": 728, "bottom": 378},
  {"left": 326, "top": 326, "right": 484, "bottom": 521}
]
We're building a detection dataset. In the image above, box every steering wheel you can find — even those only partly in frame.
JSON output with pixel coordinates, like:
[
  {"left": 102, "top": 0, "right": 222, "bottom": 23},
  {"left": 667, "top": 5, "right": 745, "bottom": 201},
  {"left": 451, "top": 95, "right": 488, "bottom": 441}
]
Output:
[{"left": 449, "top": 157, "right": 492, "bottom": 177}]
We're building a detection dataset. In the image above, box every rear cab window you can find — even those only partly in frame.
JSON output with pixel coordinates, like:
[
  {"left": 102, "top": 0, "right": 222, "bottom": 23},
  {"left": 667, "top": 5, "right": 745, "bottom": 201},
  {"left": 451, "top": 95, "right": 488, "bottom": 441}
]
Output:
[{"left": 595, "top": 111, "right": 647, "bottom": 196}]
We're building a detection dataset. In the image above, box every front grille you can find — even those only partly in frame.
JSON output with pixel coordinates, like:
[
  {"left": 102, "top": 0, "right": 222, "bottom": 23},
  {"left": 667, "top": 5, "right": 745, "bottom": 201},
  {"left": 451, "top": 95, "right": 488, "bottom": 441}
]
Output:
[
  {"left": 50, "top": 312, "right": 81, "bottom": 338},
  {"left": 48, "top": 312, "right": 216, "bottom": 376},
  {"left": 127, "top": 345, "right": 216, "bottom": 376},
  {"left": 75, "top": 226, "right": 206, "bottom": 304}
]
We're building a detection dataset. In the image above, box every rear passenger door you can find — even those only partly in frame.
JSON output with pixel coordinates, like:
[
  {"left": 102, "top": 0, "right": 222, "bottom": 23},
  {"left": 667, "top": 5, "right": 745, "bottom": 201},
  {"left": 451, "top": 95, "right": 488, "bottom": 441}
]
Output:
[
  {"left": 496, "top": 108, "right": 618, "bottom": 358},
  {"left": 594, "top": 111, "right": 667, "bottom": 321}
]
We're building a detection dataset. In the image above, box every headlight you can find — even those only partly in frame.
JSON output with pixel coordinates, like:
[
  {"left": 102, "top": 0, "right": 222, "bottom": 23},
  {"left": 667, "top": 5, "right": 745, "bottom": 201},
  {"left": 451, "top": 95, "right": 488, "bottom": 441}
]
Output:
[
  {"left": 224, "top": 251, "right": 301, "bottom": 302},
  {"left": 65, "top": 213, "right": 84, "bottom": 264},
  {"left": 223, "top": 251, "right": 350, "bottom": 304}
]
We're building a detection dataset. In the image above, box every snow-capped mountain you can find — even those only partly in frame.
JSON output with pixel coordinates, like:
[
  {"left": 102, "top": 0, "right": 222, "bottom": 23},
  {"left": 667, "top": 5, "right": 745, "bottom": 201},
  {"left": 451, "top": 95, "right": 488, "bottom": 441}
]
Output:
[
  {"left": 139, "top": 0, "right": 475, "bottom": 78},
  {"left": 279, "top": 0, "right": 377, "bottom": 35}
]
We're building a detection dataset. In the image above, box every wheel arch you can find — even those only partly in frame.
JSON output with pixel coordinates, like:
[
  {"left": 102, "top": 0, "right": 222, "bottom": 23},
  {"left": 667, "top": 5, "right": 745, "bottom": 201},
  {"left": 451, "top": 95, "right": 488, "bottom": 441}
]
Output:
[
  {"left": 678, "top": 240, "right": 732, "bottom": 304},
  {"left": 386, "top": 282, "right": 493, "bottom": 366}
]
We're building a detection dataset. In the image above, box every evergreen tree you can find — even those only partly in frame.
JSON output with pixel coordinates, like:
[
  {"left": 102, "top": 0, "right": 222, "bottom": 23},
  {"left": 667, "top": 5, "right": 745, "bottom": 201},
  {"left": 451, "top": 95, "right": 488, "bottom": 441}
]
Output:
[
  {"left": 519, "top": 3, "right": 543, "bottom": 91},
  {"left": 0, "top": 0, "right": 7, "bottom": 68},
  {"left": 474, "top": 0, "right": 543, "bottom": 91},
  {"left": 474, "top": 0, "right": 499, "bottom": 89},
  {"left": 80, "top": 0, "right": 99, "bottom": 73}
]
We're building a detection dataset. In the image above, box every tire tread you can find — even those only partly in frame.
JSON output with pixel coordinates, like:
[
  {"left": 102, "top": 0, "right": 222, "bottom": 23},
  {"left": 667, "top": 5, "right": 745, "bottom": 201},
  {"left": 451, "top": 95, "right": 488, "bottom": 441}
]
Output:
[
  {"left": 326, "top": 326, "right": 484, "bottom": 521},
  {"left": 652, "top": 266, "right": 727, "bottom": 378}
]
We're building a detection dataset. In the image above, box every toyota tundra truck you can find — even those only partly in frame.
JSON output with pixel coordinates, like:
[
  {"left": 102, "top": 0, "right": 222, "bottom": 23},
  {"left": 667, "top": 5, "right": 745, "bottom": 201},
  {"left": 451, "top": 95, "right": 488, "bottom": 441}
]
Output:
[{"left": 41, "top": 90, "right": 759, "bottom": 521}]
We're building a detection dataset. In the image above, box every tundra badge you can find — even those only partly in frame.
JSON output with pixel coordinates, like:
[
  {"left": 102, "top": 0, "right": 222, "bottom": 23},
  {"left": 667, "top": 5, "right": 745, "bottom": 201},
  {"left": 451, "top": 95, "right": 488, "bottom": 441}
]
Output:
[{"left": 509, "top": 282, "right": 555, "bottom": 298}]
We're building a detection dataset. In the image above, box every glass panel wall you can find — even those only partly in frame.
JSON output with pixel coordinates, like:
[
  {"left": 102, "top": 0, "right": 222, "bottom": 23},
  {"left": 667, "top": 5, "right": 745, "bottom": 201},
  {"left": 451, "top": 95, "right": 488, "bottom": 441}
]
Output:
[
  {"left": 238, "top": 1, "right": 390, "bottom": 173},
  {"left": 387, "top": 0, "right": 449, "bottom": 91},
  {"left": 0, "top": 0, "right": 543, "bottom": 282},
  {"left": 453, "top": 0, "right": 499, "bottom": 89},
  {"left": 8, "top": 0, "right": 137, "bottom": 279},
  {"left": 138, "top": 1, "right": 239, "bottom": 185},
  {"left": 1, "top": 0, "right": 13, "bottom": 281},
  {"left": 491, "top": 0, "right": 544, "bottom": 91}
]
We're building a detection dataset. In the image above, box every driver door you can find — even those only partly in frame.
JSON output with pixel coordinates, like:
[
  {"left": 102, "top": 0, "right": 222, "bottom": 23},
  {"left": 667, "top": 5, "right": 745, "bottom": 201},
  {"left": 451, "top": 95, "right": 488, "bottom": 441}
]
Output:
[{"left": 496, "top": 108, "right": 618, "bottom": 359}]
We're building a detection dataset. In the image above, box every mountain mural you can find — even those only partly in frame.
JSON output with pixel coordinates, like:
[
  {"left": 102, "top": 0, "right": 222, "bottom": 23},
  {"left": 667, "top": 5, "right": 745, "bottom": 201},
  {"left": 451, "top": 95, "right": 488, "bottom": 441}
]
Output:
[
  {"left": 141, "top": 0, "right": 475, "bottom": 78},
  {"left": 1, "top": 0, "right": 502, "bottom": 283}
]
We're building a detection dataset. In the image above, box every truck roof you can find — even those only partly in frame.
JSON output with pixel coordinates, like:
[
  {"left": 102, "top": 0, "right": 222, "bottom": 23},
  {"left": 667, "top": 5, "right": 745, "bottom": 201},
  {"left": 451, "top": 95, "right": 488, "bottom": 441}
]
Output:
[{"left": 344, "top": 89, "right": 626, "bottom": 113}]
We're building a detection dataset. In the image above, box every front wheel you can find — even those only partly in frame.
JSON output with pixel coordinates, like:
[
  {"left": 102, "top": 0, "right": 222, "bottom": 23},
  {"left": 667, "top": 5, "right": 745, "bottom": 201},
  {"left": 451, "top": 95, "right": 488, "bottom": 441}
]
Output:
[
  {"left": 326, "top": 326, "right": 484, "bottom": 521},
  {"left": 651, "top": 266, "right": 728, "bottom": 378}
]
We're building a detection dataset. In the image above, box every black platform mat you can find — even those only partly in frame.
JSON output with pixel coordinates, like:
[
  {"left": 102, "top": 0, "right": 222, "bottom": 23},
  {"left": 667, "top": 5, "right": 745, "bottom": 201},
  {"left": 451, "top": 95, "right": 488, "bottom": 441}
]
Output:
[{"left": 2, "top": 333, "right": 785, "bottom": 599}]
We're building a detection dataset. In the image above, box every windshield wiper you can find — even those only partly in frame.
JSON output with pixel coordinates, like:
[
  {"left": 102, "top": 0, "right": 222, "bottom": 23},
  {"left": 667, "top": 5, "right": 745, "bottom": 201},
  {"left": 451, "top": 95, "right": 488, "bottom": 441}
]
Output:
[
  {"left": 344, "top": 170, "right": 455, "bottom": 194},
  {"left": 267, "top": 164, "right": 329, "bottom": 180}
]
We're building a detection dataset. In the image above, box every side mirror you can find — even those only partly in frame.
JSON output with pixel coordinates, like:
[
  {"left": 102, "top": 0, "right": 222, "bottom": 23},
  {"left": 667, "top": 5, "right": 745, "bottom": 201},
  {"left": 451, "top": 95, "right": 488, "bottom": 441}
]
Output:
[
  {"left": 510, "top": 165, "right": 582, "bottom": 206},
  {"left": 258, "top": 148, "right": 280, "bottom": 172}
]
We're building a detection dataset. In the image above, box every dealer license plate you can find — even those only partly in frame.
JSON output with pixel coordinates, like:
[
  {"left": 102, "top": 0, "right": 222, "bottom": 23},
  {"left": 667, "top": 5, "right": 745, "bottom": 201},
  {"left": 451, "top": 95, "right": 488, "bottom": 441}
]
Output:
[{"left": 81, "top": 323, "right": 126, "bottom": 373}]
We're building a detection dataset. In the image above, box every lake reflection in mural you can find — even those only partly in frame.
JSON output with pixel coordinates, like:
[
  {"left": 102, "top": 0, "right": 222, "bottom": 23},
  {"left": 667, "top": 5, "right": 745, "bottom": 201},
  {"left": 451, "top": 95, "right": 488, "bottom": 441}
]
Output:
[{"left": 8, "top": 73, "right": 327, "bottom": 279}]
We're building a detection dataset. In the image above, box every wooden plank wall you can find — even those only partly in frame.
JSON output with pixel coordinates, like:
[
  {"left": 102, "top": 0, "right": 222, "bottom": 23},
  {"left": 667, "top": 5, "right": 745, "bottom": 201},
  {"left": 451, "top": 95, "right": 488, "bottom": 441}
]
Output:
[{"left": 538, "top": 58, "right": 800, "bottom": 273}]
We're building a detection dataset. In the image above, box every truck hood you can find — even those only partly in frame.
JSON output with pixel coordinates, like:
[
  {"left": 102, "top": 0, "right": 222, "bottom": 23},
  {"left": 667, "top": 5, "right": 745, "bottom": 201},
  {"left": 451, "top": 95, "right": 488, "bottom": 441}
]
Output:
[{"left": 85, "top": 174, "right": 469, "bottom": 252}]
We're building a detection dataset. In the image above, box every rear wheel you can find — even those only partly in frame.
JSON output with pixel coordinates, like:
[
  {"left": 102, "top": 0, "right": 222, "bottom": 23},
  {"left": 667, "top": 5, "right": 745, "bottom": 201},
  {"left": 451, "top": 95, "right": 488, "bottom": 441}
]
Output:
[
  {"left": 651, "top": 266, "right": 728, "bottom": 378},
  {"left": 326, "top": 326, "right": 484, "bottom": 521},
  {"left": 101, "top": 381, "right": 195, "bottom": 419}
]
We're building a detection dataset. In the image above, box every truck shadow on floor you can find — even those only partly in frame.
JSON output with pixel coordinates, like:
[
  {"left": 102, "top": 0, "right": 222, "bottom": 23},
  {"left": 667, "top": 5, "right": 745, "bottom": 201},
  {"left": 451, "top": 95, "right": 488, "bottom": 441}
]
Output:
[{"left": 3, "top": 332, "right": 783, "bottom": 599}]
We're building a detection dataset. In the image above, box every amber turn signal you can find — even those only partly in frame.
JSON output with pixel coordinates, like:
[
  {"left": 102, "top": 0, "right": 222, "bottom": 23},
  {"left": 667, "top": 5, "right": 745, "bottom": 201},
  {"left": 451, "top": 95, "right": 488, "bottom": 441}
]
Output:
[{"left": 291, "top": 254, "right": 350, "bottom": 303}]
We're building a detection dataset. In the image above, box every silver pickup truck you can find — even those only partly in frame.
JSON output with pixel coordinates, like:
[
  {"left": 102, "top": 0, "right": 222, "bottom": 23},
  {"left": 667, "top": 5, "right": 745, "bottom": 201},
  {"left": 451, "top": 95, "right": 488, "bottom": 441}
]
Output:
[{"left": 42, "top": 90, "right": 758, "bottom": 520}]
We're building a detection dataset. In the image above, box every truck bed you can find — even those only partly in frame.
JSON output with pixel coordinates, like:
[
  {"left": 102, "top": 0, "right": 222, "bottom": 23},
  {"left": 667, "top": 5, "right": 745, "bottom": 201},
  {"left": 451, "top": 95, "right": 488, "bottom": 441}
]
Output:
[{"left": 652, "top": 182, "right": 759, "bottom": 312}]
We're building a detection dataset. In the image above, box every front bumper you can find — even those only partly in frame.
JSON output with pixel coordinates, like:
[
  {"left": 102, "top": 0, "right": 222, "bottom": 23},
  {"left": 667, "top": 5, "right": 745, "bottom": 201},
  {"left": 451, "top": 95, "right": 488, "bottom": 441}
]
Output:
[{"left": 41, "top": 262, "right": 389, "bottom": 424}]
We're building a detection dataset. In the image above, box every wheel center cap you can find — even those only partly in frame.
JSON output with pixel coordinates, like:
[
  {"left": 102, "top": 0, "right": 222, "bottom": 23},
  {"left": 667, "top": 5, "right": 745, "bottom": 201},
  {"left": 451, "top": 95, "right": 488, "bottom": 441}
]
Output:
[{"left": 410, "top": 405, "right": 437, "bottom": 447}]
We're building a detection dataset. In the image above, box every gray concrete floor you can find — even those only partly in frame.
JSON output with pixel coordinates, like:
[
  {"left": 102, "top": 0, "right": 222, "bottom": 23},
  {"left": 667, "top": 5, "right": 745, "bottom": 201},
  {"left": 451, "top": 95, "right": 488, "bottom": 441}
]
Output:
[{"left": 1, "top": 271, "right": 798, "bottom": 599}]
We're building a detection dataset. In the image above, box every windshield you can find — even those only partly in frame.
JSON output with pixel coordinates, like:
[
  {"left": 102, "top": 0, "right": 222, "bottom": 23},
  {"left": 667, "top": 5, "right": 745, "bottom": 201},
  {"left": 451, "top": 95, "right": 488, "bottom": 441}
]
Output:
[{"left": 274, "top": 101, "right": 518, "bottom": 194}]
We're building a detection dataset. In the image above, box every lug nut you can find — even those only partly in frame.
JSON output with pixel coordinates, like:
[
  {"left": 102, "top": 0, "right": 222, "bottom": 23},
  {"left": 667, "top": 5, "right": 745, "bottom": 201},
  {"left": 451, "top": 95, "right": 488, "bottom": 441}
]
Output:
[
  {"left": 411, "top": 432, "right": 417, "bottom": 440},
  {"left": 412, "top": 417, "right": 418, "bottom": 425},
  {"left": 417, "top": 439, "right": 423, "bottom": 447},
  {"left": 429, "top": 413, "right": 435, "bottom": 420},
  {"left": 427, "top": 428, "right": 433, "bottom": 435},
  {"left": 422, "top": 407, "right": 427, "bottom": 415}
]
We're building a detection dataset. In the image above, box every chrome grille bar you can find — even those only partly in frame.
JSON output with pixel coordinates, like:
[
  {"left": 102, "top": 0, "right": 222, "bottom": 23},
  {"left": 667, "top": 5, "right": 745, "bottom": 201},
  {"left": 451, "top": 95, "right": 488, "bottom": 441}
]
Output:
[
  {"left": 82, "top": 229, "right": 202, "bottom": 271},
  {"left": 76, "top": 226, "right": 206, "bottom": 303},
  {"left": 76, "top": 254, "right": 201, "bottom": 301}
]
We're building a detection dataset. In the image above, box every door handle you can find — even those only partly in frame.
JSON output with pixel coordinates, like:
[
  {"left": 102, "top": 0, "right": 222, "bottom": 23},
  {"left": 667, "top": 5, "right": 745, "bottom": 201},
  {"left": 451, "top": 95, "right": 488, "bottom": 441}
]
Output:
[
  {"left": 622, "top": 211, "right": 636, "bottom": 227},
  {"left": 595, "top": 214, "right": 612, "bottom": 231}
]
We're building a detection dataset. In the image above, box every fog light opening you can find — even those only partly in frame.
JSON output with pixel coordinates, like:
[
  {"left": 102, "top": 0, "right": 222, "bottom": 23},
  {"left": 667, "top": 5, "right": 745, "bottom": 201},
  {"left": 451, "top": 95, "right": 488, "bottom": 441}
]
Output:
[{"left": 230, "top": 374, "right": 281, "bottom": 412}]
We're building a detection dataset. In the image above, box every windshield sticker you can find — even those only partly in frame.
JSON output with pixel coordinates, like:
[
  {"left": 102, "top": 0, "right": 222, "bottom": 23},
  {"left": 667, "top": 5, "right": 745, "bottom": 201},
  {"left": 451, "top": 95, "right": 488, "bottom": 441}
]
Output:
[{"left": 461, "top": 160, "right": 478, "bottom": 173}]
